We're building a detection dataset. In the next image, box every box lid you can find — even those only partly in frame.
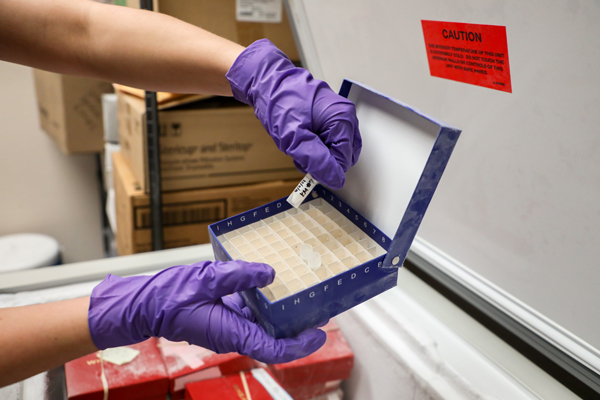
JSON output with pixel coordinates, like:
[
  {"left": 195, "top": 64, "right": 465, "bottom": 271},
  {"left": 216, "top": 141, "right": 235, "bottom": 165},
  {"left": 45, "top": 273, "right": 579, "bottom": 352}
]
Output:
[{"left": 336, "top": 80, "right": 461, "bottom": 269}]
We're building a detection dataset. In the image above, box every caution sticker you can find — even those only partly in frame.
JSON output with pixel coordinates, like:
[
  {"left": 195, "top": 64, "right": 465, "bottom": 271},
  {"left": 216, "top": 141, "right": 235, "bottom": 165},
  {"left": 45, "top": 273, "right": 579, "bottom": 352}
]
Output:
[{"left": 421, "top": 20, "right": 512, "bottom": 93}]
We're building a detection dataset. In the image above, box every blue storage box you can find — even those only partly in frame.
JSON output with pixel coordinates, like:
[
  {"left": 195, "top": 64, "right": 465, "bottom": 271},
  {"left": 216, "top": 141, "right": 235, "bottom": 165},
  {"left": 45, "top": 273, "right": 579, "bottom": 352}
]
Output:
[{"left": 209, "top": 80, "right": 461, "bottom": 338}]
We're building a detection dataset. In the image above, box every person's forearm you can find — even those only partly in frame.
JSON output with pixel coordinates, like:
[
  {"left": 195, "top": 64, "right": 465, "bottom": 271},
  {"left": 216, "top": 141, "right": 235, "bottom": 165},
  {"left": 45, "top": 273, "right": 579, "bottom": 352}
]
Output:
[
  {"left": 0, "top": 0, "right": 245, "bottom": 96},
  {"left": 0, "top": 297, "right": 97, "bottom": 388}
]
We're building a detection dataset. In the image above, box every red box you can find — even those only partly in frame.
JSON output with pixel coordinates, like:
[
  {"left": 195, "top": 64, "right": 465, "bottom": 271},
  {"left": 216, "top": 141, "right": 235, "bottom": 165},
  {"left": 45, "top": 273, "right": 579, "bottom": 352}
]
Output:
[
  {"left": 268, "top": 321, "right": 354, "bottom": 389},
  {"left": 157, "top": 338, "right": 254, "bottom": 399},
  {"left": 285, "top": 380, "right": 341, "bottom": 400},
  {"left": 185, "top": 368, "right": 283, "bottom": 400},
  {"left": 65, "top": 339, "right": 169, "bottom": 400}
]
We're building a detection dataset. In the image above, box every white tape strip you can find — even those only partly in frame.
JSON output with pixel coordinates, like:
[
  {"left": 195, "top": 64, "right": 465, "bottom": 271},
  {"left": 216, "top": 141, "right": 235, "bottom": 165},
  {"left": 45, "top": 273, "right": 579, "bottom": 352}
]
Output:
[
  {"left": 287, "top": 173, "right": 318, "bottom": 208},
  {"left": 250, "top": 368, "right": 293, "bottom": 400}
]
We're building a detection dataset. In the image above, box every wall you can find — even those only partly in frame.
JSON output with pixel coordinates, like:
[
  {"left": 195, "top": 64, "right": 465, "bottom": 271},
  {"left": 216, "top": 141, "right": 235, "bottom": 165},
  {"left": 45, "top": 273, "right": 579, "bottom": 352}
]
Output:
[{"left": 0, "top": 61, "right": 104, "bottom": 264}]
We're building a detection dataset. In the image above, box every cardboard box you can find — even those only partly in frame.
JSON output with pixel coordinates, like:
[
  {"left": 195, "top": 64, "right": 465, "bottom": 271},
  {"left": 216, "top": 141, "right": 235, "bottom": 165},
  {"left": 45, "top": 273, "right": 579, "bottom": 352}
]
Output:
[
  {"left": 116, "top": 90, "right": 303, "bottom": 192},
  {"left": 157, "top": 338, "right": 254, "bottom": 400},
  {"left": 268, "top": 321, "right": 353, "bottom": 391},
  {"left": 65, "top": 339, "right": 169, "bottom": 400},
  {"left": 124, "top": 0, "right": 299, "bottom": 61},
  {"left": 209, "top": 79, "right": 461, "bottom": 338},
  {"left": 33, "top": 69, "right": 113, "bottom": 154},
  {"left": 185, "top": 368, "right": 288, "bottom": 400},
  {"left": 113, "top": 151, "right": 298, "bottom": 255}
]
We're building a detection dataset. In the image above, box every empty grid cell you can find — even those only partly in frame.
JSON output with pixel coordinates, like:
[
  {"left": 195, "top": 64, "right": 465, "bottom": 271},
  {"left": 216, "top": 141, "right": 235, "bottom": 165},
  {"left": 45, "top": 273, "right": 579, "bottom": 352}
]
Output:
[
  {"left": 298, "top": 202, "right": 311, "bottom": 211},
  {"left": 284, "top": 255, "right": 303, "bottom": 269},
  {"left": 256, "top": 226, "right": 272, "bottom": 237},
  {"left": 305, "top": 208, "right": 323, "bottom": 219},
  {"left": 285, "top": 208, "right": 299, "bottom": 216},
  {"left": 330, "top": 229, "right": 345, "bottom": 239},
  {"left": 255, "top": 258, "right": 267, "bottom": 264},
  {"left": 303, "top": 237, "right": 319, "bottom": 247},
  {"left": 271, "top": 241, "right": 287, "bottom": 252},
  {"left": 289, "top": 224, "right": 303, "bottom": 234},
  {"left": 293, "top": 264, "right": 310, "bottom": 277},
  {"left": 301, "top": 219, "right": 316, "bottom": 230},
  {"left": 286, "top": 278, "right": 306, "bottom": 294},
  {"left": 369, "top": 246, "right": 387, "bottom": 257},
  {"left": 290, "top": 242, "right": 303, "bottom": 255},
  {"left": 268, "top": 221, "right": 284, "bottom": 232},
  {"left": 318, "top": 203, "right": 335, "bottom": 214},
  {"left": 341, "top": 256, "right": 360, "bottom": 269},
  {"left": 263, "top": 233, "right": 278, "bottom": 244},
  {"left": 308, "top": 198, "right": 323, "bottom": 208},
  {"left": 325, "top": 210, "right": 344, "bottom": 221},
  {"left": 284, "top": 235, "right": 300, "bottom": 247},
  {"left": 237, "top": 243, "right": 252, "bottom": 255},
  {"left": 271, "top": 261, "right": 288, "bottom": 273},
  {"left": 337, "top": 235, "right": 354, "bottom": 247},
  {"left": 276, "top": 228, "right": 292, "bottom": 240},
  {"left": 296, "top": 231, "right": 312, "bottom": 242},
  {"left": 309, "top": 226, "right": 326, "bottom": 237},
  {"left": 328, "top": 261, "right": 347, "bottom": 274},
  {"left": 244, "top": 251, "right": 261, "bottom": 262},
  {"left": 321, "top": 222, "right": 339, "bottom": 232},
  {"left": 273, "top": 212, "right": 287, "bottom": 220},
  {"left": 257, "top": 246, "right": 274, "bottom": 257},
  {"left": 272, "top": 276, "right": 283, "bottom": 287},
  {"left": 333, "top": 247, "right": 350, "bottom": 260},
  {"left": 300, "top": 273, "right": 319, "bottom": 287},
  {"left": 249, "top": 221, "right": 266, "bottom": 230},
  {"left": 354, "top": 251, "right": 371, "bottom": 264},
  {"left": 222, "top": 241, "right": 234, "bottom": 251},
  {"left": 265, "top": 253, "right": 283, "bottom": 265},
  {"left": 340, "top": 222, "right": 358, "bottom": 235},
  {"left": 324, "top": 240, "right": 341, "bottom": 252},
  {"left": 230, "top": 236, "right": 247, "bottom": 247},
  {"left": 259, "top": 287, "right": 275, "bottom": 302},
  {"left": 317, "top": 233, "right": 332, "bottom": 244},
  {"left": 313, "top": 215, "right": 330, "bottom": 225},
  {"left": 278, "top": 247, "right": 294, "bottom": 260},
  {"left": 278, "top": 269, "right": 297, "bottom": 283},
  {"left": 321, "top": 253, "right": 335, "bottom": 266},
  {"left": 359, "top": 237, "right": 377, "bottom": 249},
  {"left": 262, "top": 216, "right": 277, "bottom": 224},
  {"left": 313, "top": 266, "right": 333, "bottom": 281},
  {"left": 228, "top": 248, "right": 241, "bottom": 259},
  {"left": 250, "top": 237, "right": 266, "bottom": 249},
  {"left": 345, "top": 242, "right": 365, "bottom": 255},
  {"left": 313, "top": 244, "right": 328, "bottom": 256},
  {"left": 271, "top": 284, "right": 291, "bottom": 300},
  {"left": 224, "top": 231, "right": 240, "bottom": 240},
  {"left": 281, "top": 217, "right": 297, "bottom": 227},
  {"left": 354, "top": 231, "right": 369, "bottom": 241},
  {"left": 293, "top": 213, "right": 308, "bottom": 223},
  {"left": 237, "top": 226, "right": 253, "bottom": 234}
]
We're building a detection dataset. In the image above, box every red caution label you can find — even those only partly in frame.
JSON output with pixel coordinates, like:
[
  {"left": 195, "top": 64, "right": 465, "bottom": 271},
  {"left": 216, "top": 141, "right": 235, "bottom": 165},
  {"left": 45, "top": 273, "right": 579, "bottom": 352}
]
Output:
[{"left": 421, "top": 20, "right": 512, "bottom": 93}]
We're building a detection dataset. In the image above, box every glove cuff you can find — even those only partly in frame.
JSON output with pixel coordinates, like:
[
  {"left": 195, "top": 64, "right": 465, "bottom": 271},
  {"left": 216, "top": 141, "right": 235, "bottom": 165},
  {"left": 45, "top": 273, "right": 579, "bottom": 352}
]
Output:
[{"left": 225, "top": 38, "right": 294, "bottom": 107}]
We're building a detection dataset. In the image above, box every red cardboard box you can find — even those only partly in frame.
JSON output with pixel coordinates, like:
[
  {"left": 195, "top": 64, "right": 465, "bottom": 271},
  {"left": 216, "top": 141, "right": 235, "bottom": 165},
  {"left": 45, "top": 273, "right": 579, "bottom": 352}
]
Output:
[
  {"left": 286, "top": 380, "right": 342, "bottom": 400},
  {"left": 157, "top": 338, "right": 254, "bottom": 399},
  {"left": 185, "top": 368, "right": 285, "bottom": 400},
  {"left": 268, "top": 320, "right": 353, "bottom": 389},
  {"left": 65, "top": 339, "right": 169, "bottom": 400}
]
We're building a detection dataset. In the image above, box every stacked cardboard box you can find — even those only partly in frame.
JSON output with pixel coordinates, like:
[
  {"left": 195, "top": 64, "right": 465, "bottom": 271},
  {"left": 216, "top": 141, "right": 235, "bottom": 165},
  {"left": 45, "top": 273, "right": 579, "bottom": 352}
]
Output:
[
  {"left": 113, "top": 151, "right": 298, "bottom": 255},
  {"left": 116, "top": 89, "right": 302, "bottom": 193},
  {"left": 123, "top": 0, "right": 300, "bottom": 61},
  {"left": 33, "top": 70, "right": 113, "bottom": 154}
]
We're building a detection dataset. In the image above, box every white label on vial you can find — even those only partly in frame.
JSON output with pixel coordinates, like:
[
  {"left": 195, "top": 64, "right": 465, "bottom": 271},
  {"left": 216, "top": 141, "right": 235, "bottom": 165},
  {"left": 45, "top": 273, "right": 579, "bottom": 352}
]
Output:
[
  {"left": 287, "top": 173, "right": 318, "bottom": 208},
  {"left": 236, "top": 0, "right": 282, "bottom": 23}
]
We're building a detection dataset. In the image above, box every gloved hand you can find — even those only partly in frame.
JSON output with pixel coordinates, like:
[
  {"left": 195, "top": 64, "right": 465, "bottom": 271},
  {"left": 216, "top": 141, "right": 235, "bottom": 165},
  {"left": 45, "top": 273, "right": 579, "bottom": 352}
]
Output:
[
  {"left": 88, "top": 261, "right": 326, "bottom": 364},
  {"left": 226, "top": 39, "right": 361, "bottom": 190}
]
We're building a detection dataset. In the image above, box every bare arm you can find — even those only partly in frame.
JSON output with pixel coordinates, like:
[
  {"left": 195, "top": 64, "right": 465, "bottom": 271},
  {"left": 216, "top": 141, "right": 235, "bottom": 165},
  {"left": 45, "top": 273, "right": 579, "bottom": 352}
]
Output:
[
  {"left": 0, "top": 297, "right": 97, "bottom": 387},
  {"left": 0, "top": 0, "right": 245, "bottom": 96}
]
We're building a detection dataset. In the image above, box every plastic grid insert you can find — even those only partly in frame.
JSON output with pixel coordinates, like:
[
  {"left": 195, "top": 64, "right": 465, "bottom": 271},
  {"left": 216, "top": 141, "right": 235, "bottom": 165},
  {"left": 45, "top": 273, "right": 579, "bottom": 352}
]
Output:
[{"left": 218, "top": 198, "right": 386, "bottom": 301}]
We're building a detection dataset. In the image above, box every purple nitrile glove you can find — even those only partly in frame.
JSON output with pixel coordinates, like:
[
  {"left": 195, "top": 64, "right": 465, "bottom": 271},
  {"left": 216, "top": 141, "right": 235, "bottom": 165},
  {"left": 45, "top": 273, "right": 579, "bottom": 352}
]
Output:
[
  {"left": 88, "top": 261, "right": 326, "bottom": 364},
  {"left": 226, "top": 39, "right": 361, "bottom": 190}
]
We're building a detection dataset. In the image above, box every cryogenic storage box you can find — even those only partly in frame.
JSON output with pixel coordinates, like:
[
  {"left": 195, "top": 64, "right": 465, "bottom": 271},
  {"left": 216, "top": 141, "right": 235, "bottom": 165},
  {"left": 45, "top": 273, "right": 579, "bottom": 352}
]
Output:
[{"left": 209, "top": 80, "right": 461, "bottom": 338}]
